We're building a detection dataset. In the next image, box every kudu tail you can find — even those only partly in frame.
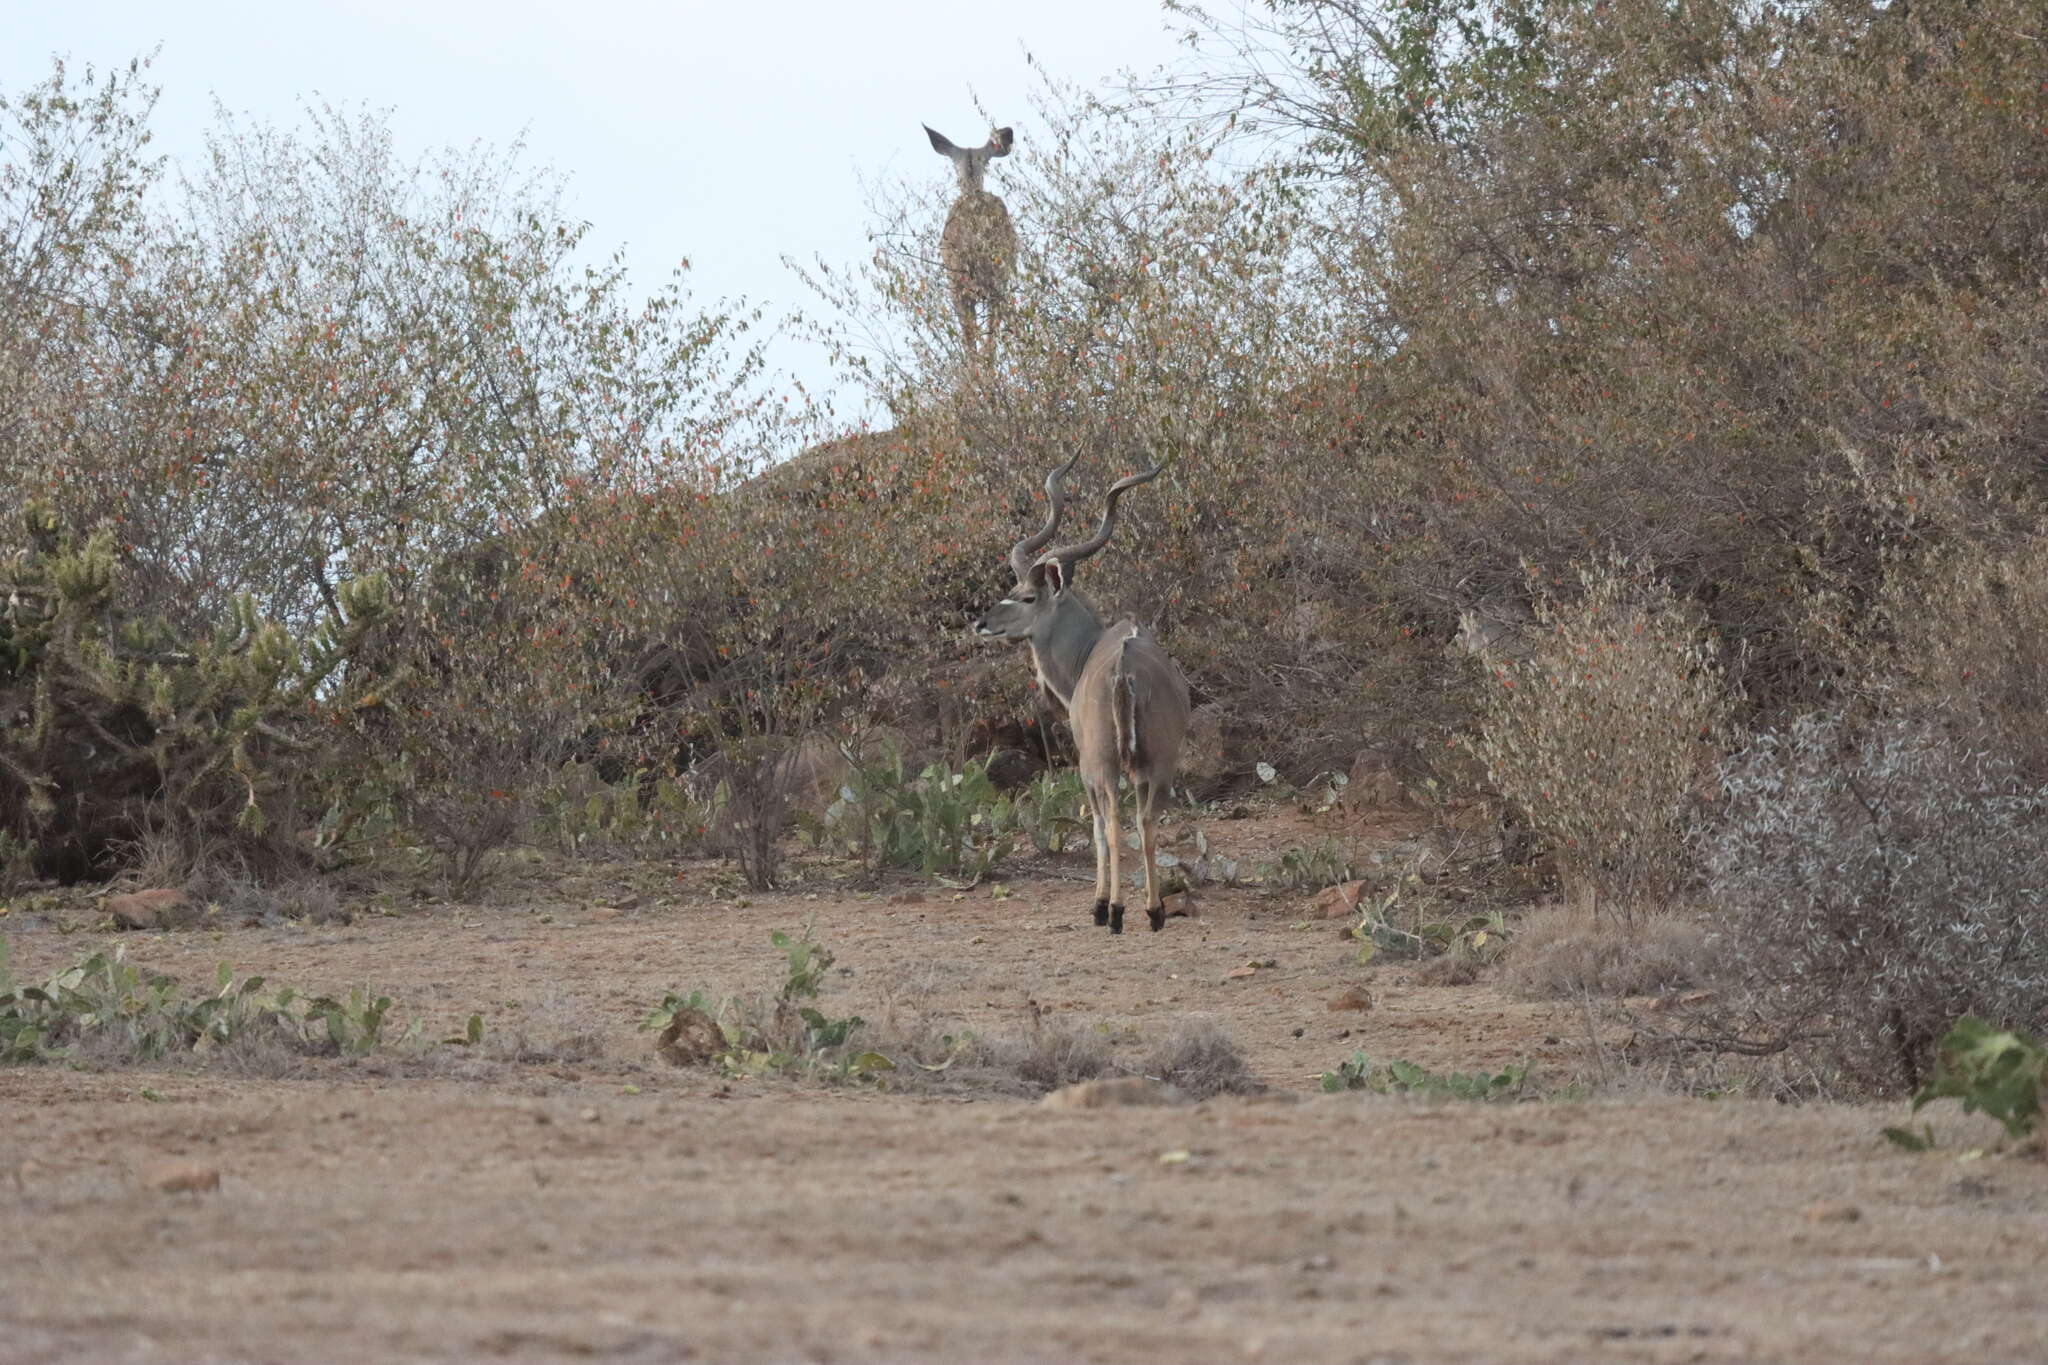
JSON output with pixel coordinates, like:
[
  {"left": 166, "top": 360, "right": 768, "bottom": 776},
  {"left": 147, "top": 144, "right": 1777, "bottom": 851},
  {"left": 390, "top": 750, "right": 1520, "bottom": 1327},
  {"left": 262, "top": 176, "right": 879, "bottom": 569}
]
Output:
[{"left": 1113, "top": 635, "right": 1142, "bottom": 768}]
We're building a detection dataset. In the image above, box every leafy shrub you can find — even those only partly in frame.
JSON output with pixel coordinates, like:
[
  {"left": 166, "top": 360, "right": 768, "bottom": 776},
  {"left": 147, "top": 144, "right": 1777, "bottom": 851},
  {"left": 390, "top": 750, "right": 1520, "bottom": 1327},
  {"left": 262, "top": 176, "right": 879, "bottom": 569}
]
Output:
[
  {"left": 1886, "top": 1017, "right": 2046, "bottom": 1150},
  {"left": 1154, "top": 826, "right": 1241, "bottom": 889},
  {"left": 1011, "top": 767, "right": 1092, "bottom": 856},
  {"left": 0, "top": 943, "right": 422, "bottom": 1065},
  {"left": 1349, "top": 886, "right": 1507, "bottom": 967},
  {"left": 821, "top": 752, "right": 1020, "bottom": 881},
  {"left": 537, "top": 762, "right": 712, "bottom": 859},
  {"left": 1471, "top": 560, "right": 1731, "bottom": 920},
  {"left": 1703, "top": 713, "right": 2048, "bottom": 1091},
  {"left": 0, "top": 508, "right": 389, "bottom": 882},
  {"left": 643, "top": 926, "right": 885, "bottom": 1081},
  {"left": 1319, "top": 1052, "right": 1529, "bottom": 1101},
  {"left": 1263, "top": 839, "right": 1356, "bottom": 893}
]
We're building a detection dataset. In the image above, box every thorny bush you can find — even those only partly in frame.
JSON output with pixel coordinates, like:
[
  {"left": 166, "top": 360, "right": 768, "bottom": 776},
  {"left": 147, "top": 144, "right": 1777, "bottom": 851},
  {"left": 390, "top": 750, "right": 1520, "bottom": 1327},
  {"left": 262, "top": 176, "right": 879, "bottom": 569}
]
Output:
[{"left": 1701, "top": 713, "right": 2048, "bottom": 1094}]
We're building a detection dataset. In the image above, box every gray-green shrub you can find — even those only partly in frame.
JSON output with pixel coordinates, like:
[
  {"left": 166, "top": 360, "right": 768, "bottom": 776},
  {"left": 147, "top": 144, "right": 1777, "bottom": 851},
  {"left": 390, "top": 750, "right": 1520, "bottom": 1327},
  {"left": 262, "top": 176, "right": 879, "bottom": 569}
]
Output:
[{"left": 1702, "top": 713, "right": 2048, "bottom": 1092}]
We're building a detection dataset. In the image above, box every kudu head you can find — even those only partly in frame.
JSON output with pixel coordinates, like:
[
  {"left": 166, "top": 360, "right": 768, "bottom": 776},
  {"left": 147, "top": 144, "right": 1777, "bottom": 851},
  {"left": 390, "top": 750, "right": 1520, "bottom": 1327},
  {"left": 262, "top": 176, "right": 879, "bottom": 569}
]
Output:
[
  {"left": 972, "top": 454, "right": 1165, "bottom": 647},
  {"left": 926, "top": 124, "right": 1014, "bottom": 193}
]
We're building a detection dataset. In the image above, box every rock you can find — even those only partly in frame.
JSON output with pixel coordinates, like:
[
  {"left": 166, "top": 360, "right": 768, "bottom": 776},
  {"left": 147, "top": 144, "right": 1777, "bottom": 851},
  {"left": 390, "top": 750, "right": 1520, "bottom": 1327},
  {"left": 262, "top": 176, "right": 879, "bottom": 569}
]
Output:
[
  {"left": 587, "top": 906, "right": 623, "bottom": 921},
  {"left": 655, "top": 1007, "right": 725, "bottom": 1068},
  {"left": 1039, "top": 1077, "right": 1181, "bottom": 1110},
  {"left": 1345, "top": 749, "right": 1411, "bottom": 810},
  {"left": 1160, "top": 890, "right": 1198, "bottom": 920},
  {"left": 1326, "top": 988, "right": 1374, "bottom": 1012},
  {"left": 144, "top": 1162, "right": 220, "bottom": 1194},
  {"left": 1179, "top": 704, "right": 1230, "bottom": 788},
  {"left": 107, "top": 889, "right": 195, "bottom": 931},
  {"left": 1312, "top": 881, "right": 1368, "bottom": 920},
  {"left": 1803, "top": 1202, "right": 1862, "bottom": 1224},
  {"left": 984, "top": 747, "right": 1044, "bottom": 791}
]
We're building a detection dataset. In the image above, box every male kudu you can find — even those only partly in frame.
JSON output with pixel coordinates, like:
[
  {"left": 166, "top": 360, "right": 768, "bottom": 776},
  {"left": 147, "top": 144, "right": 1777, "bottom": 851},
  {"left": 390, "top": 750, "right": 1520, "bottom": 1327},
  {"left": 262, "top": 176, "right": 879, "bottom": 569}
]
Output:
[{"left": 973, "top": 455, "right": 1190, "bottom": 933}]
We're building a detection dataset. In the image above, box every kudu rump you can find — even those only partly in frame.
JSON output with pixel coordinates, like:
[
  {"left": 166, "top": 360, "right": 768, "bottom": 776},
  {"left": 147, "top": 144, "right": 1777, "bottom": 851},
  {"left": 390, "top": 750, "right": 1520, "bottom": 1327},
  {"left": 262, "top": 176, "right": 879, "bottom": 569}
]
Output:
[{"left": 973, "top": 456, "right": 1191, "bottom": 933}]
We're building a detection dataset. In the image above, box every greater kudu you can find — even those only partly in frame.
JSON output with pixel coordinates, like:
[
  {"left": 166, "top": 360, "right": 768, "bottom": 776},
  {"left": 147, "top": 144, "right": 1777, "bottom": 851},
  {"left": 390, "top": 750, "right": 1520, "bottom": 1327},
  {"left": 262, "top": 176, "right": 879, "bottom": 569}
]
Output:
[
  {"left": 925, "top": 124, "right": 1016, "bottom": 363},
  {"left": 973, "top": 455, "right": 1191, "bottom": 933}
]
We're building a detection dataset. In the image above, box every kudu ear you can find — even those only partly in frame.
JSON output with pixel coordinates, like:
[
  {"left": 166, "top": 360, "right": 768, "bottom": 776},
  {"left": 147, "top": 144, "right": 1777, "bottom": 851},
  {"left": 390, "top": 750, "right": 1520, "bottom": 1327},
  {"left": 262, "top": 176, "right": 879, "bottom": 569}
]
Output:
[
  {"left": 925, "top": 125, "right": 964, "bottom": 159},
  {"left": 1030, "top": 559, "right": 1066, "bottom": 597}
]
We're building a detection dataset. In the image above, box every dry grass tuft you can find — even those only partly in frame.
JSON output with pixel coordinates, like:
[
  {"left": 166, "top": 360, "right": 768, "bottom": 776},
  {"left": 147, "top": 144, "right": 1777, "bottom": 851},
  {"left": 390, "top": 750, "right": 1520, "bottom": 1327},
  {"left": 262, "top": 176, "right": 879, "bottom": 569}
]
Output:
[
  {"left": 1504, "top": 903, "right": 1723, "bottom": 1001},
  {"left": 1003, "top": 1008, "right": 1113, "bottom": 1091},
  {"left": 192, "top": 873, "right": 350, "bottom": 926},
  {"left": 1141, "top": 1017, "right": 1263, "bottom": 1098},
  {"left": 1409, "top": 955, "right": 1486, "bottom": 987}
]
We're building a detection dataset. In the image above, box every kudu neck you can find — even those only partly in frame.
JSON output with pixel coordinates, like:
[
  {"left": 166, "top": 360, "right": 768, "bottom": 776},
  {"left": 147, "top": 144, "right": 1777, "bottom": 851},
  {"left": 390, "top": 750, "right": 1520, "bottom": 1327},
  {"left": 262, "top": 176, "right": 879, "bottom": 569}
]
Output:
[{"left": 1028, "top": 591, "right": 1105, "bottom": 710}]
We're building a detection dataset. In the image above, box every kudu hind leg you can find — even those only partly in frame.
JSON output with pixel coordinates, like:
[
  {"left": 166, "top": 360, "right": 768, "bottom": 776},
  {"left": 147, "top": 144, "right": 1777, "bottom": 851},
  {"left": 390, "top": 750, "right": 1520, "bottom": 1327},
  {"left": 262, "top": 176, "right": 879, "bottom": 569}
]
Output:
[
  {"left": 1100, "top": 784, "right": 1126, "bottom": 934},
  {"left": 1137, "top": 780, "right": 1167, "bottom": 932},
  {"left": 1086, "top": 778, "right": 1111, "bottom": 928}
]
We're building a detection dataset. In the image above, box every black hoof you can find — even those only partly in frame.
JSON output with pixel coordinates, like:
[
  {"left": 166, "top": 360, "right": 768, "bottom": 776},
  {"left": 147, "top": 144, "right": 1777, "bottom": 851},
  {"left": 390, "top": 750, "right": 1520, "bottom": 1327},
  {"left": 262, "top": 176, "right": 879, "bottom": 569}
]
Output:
[
  {"left": 1092, "top": 899, "right": 1110, "bottom": 927},
  {"left": 1147, "top": 905, "right": 1166, "bottom": 932},
  {"left": 1109, "top": 903, "right": 1125, "bottom": 934}
]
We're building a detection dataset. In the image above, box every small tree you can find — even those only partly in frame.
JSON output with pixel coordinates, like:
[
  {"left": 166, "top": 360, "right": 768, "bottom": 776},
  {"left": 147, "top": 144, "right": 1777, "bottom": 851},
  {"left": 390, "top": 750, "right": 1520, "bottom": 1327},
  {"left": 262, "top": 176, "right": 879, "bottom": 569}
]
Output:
[{"left": 1471, "top": 559, "right": 1731, "bottom": 919}]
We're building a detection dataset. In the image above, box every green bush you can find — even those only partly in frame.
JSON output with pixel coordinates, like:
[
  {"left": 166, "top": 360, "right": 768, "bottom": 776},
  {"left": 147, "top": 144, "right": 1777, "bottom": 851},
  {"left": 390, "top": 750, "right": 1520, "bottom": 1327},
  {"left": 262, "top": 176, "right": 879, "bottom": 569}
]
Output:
[
  {"left": 0, "top": 507, "right": 388, "bottom": 881},
  {"left": 0, "top": 941, "right": 423, "bottom": 1065},
  {"left": 821, "top": 751, "right": 1021, "bottom": 880},
  {"left": 1319, "top": 1052, "right": 1529, "bottom": 1101},
  {"left": 643, "top": 926, "right": 885, "bottom": 1082},
  {"left": 1886, "top": 1017, "right": 2046, "bottom": 1150}
]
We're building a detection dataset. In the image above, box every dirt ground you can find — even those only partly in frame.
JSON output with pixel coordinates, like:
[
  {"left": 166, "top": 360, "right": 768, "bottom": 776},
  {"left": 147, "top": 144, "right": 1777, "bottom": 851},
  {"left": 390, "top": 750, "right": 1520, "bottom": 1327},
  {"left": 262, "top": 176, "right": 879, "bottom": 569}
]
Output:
[{"left": 3, "top": 811, "right": 2044, "bottom": 1364}]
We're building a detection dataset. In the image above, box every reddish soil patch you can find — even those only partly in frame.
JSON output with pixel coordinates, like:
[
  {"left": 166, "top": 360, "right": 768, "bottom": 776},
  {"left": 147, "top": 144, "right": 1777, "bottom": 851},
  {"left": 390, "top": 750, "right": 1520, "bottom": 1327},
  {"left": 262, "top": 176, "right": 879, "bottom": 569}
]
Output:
[{"left": 3, "top": 813, "right": 2043, "bottom": 1363}]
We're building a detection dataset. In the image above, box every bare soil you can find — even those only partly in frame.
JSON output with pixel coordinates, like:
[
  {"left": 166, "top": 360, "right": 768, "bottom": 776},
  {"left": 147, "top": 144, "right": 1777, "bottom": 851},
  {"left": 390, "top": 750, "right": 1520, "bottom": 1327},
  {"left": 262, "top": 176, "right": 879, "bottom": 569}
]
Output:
[{"left": 3, "top": 811, "right": 2043, "bottom": 1364}]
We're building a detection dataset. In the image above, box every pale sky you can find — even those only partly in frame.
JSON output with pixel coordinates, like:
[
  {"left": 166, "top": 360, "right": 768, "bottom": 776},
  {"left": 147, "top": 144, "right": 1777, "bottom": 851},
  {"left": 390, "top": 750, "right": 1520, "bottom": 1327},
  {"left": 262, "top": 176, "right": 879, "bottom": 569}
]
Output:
[{"left": 7, "top": 0, "right": 1201, "bottom": 421}]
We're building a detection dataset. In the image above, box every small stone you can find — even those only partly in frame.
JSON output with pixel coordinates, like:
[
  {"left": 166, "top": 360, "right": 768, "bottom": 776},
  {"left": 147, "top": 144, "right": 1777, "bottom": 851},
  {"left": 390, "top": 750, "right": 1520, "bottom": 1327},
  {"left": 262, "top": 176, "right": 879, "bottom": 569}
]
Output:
[
  {"left": 587, "top": 906, "right": 623, "bottom": 921},
  {"left": 579, "top": 1108, "right": 600, "bottom": 1124},
  {"left": 107, "top": 889, "right": 195, "bottom": 931},
  {"left": 1327, "top": 988, "right": 1374, "bottom": 1012},
  {"left": 1312, "top": 881, "right": 1368, "bottom": 920},
  {"left": 1040, "top": 1077, "right": 1180, "bottom": 1110},
  {"left": 1161, "top": 890, "right": 1198, "bottom": 919},
  {"left": 145, "top": 1162, "right": 220, "bottom": 1194},
  {"left": 1803, "top": 1202, "right": 1861, "bottom": 1224},
  {"left": 655, "top": 1007, "right": 725, "bottom": 1068}
]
